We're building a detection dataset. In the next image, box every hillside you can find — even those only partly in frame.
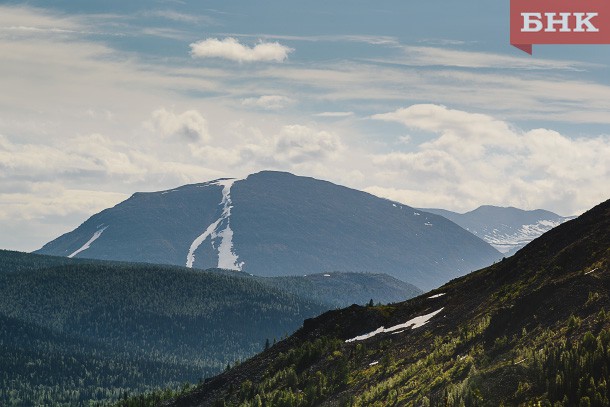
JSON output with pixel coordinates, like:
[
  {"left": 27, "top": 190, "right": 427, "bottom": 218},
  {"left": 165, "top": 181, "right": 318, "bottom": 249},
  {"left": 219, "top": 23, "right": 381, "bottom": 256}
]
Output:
[
  {"left": 163, "top": 198, "right": 610, "bottom": 407},
  {"left": 36, "top": 171, "right": 500, "bottom": 290},
  {"left": 257, "top": 272, "right": 421, "bottom": 309},
  {"left": 423, "top": 205, "right": 574, "bottom": 256},
  {"left": 0, "top": 250, "right": 418, "bottom": 406}
]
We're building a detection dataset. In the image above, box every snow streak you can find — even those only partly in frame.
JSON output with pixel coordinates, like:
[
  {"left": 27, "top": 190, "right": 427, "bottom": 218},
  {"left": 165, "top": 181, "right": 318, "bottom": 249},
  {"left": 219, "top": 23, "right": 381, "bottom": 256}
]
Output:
[
  {"left": 345, "top": 308, "right": 444, "bottom": 343},
  {"left": 186, "top": 218, "right": 222, "bottom": 268},
  {"left": 68, "top": 226, "right": 108, "bottom": 258},
  {"left": 186, "top": 179, "right": 244, "bottom": 270}
]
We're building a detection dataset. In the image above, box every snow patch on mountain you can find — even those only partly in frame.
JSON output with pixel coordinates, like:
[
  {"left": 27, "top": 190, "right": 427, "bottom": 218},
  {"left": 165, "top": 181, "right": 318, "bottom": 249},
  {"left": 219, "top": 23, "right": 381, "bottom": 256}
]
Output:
[
  {"left": 213, "top": 179, "right": 243, "bottom": 270},
  {"left": 186, "top": 179, "right": 244, "bottom": 270},
  {"left": 345, "top": 308, "right": 444, "bottom": 343},
  {"left": 68, "top": 226, "right": 108, "bottom": 258},
  {"left": 478, "top": 219, "right": 568, "bottom": 254},
  {"left": 186, "top": 218, "right": 222, "bottom": 268}
]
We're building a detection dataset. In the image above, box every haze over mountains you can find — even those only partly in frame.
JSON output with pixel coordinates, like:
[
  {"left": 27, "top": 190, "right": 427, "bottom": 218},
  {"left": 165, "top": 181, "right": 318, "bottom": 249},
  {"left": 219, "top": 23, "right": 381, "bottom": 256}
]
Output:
[
  {"left": 423, "top": 206, "right": 575, "bottom": 256},
  {"left": 36, "top": 171, "right": 500, "bottom": 291}
]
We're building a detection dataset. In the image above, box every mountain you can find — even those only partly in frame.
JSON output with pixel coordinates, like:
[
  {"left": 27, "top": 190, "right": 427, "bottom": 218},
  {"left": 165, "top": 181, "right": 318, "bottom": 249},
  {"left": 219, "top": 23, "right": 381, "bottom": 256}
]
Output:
[
  {"left": 253, "top": 272, "right": 421, "bottom": 309},
  {"left": 161, "top": 198, "right": 610, "bottom": 407},
  {"left": 423, "top": 205, "right": 574, "bottom": 256},
  {"left": 0, "top": 250, "right": 419, "bottom": 406},
  {"left": 36, "top": 171, "right": 500, "bottom": 290}
]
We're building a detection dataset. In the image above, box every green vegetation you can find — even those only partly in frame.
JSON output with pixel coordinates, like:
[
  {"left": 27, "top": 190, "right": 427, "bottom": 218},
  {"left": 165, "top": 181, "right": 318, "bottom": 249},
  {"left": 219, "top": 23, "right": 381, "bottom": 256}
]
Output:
[
  {"left": 4, "top": 198, "right": 609, "bottom": 406},
  {"left": 160, "top": 199, "right": 610, "bottom": 406},
  {"left": 252, "top": 272, "right": 421, "bottom": 309},
  {"left": 0, "top": 250, "right": 325, "bottom": 406},
  {"left": 0, "top": 249, "right": 419, "bottom": 406},
  {"left": 175, "top": 293, "right": 610, "bottom": 407}
]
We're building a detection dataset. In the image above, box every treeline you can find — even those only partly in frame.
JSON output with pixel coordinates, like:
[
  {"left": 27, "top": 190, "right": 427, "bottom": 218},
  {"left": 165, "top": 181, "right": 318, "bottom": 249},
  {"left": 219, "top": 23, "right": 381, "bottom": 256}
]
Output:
[{"left": 0, "top": 249, "right": 96, "bottom": 274}]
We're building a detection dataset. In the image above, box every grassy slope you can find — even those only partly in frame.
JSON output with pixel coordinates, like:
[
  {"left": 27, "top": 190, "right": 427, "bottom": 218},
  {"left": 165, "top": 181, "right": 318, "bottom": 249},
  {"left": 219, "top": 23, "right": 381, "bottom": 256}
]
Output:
[{"left": 164, "top": 199, "right": 610, "bottom": 407}]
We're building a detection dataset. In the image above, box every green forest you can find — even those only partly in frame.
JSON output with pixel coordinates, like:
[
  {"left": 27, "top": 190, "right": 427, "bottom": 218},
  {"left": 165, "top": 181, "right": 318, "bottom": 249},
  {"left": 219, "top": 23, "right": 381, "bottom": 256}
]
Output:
[
  {"left": 0, "top": 249, "right": 419, "bottom": 406},
  {"left": 0, "top": 250, "right": 325, "bottom": 406}
]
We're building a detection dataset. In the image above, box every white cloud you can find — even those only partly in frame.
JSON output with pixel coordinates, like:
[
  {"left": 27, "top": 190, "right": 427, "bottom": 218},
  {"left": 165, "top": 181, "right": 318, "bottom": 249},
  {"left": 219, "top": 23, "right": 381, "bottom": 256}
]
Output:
[
  {"left": 140, "top": 27, "right": 191, "bottom": 41},
  {"left": 368, "top": 104, "right": 610, "bottom": 214},
  {"left": 217, "top": 33, "right": 399, "bottom": 46},
  {"left": 0, "top": 133, "right": 148, "bottom": 183},
  {"left": 272, "top": 125, "right": 342, "bottom": 164},
  {"left": 0, "top": 183, "right": 128, "bottom": 222},
  {"left": 372, "top": 104, "right": 521, "bottom": 158},
  {"left": 0, "top": 183, "right": 129, "bottom": 251},
  {"left": 149, "top": 108, "right": 210, "bottom": 142},
  {"left": 380, "top": 46, "right": 593, "bottom": 71},
  {"left": 241, "top": 95, "right": 295, "bottom": 110},
  {"left": 0, "top": 129, "right": 223, "bottom": 189},
  {"left": 398, "top": 135, "right": 411, "bottom": 144},
  {"left": 315, "top": 111, "right": 354, "bottom": 118},
  {"left": 254, "top": 59, "right": 610, "bottom": 123},
  {"left": 144, "top": 10, "right": 215, "bottom": 24},
  {"left": 189, "top": 124, "right": 343, "bottom": 168},
  {"left": 0, "top": 6, "right": 83, "bottom": 37},
  {"left": 417, "top": 39, "right": 468, "bottom": 46},
  {"left": 190, "top": 37, "right": 293, "bottom": 63}
]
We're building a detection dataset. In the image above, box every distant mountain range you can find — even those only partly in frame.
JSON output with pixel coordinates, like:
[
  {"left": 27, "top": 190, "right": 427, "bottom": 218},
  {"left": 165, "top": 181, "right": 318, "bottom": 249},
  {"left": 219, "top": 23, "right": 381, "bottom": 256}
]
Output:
[
  {"left": 422, "top": 205, "right": 574, "bottom": 256},
  {"left": 0, "top": 250, "right": 420, "bottom": 406},
  {"left": 162, "top": 198, "right": 609, "bottom": 407},
  {"left": 36, "top": 171, "right": 500, "bottom": 291}
]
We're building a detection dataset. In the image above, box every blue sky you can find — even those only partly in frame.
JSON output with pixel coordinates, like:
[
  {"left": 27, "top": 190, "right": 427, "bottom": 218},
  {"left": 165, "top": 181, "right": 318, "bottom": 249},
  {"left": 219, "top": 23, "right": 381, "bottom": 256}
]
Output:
[{"left": 0, "top": 0, "right": 609, "bottom": 251}]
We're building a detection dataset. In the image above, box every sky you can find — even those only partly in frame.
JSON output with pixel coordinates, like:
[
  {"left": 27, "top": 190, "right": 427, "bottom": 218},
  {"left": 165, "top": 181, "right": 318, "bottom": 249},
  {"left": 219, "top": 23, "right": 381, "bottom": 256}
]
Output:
[{"left": 1, "top": 0, "right": 609, "bottom": 251}]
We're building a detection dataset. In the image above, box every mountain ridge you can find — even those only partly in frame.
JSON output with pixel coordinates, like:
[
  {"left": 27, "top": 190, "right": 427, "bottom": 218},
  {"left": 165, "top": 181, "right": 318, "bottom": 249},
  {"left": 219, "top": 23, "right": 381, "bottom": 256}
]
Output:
[
  {"left": 36, "top": 171, "right": 500, "bottom": 290},
  {"left": 422, "top": 204, "right": 574, "bottom": 256}
]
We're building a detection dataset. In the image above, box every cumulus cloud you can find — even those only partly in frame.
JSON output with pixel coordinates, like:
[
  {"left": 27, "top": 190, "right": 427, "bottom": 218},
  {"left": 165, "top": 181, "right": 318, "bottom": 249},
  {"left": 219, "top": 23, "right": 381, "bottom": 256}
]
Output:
[
  {"left": 241, "top": 95, "right": 295, "bottom": 110},
  {"left": 273, "top": 125, "right": 342, "bottom": 164},
  {"left": 236, "top": 125, "right": 342, "bottom": 167},
  {"left": 190, "top": 37, "right": 293, "bottom": 63},
  {"left": 150, "top": 108, "right": 210, "bottom": 142},
  {"left": 369, "top": 104, "right": 610, "bottom": 214}
]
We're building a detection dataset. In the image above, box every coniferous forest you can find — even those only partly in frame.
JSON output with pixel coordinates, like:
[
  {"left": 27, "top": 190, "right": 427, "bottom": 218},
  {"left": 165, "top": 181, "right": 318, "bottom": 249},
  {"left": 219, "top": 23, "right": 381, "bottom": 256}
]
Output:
[{"left": 0, "top": 250, "right": 419, "bottom": 406}]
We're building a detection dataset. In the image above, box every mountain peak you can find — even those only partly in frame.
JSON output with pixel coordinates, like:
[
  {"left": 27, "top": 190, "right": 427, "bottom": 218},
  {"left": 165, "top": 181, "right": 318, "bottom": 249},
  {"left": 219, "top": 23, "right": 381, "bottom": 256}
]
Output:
[
  {"left": 469, "top": 204, "right": 563, "bottom": 218},
  {"left": 36, "top": 172, "right": 499, "bottom": 290},
  {"left": 423, "top": 204, "right": 574, "bottom": 255}
]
